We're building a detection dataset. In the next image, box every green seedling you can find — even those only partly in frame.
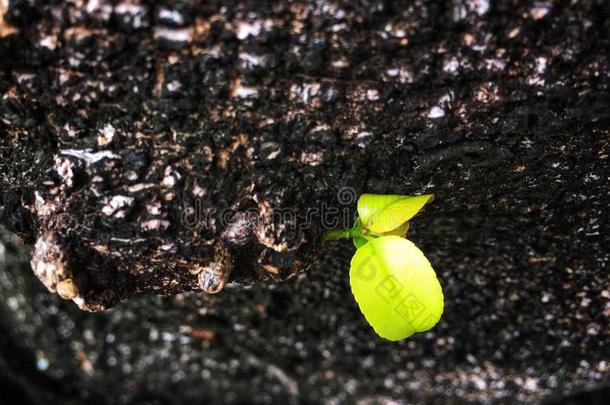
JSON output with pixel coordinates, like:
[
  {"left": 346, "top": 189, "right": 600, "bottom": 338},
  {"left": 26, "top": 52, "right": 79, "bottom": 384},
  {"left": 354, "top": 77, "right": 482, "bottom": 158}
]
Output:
[{"left": 325, "top": 193, "right": 443, "bottom": 341}]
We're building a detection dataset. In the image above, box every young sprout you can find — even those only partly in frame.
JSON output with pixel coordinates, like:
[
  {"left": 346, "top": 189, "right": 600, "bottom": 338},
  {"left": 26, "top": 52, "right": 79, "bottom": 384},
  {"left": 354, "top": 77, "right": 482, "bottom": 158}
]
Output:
[{"left": 325, "top": 193, "right": 443, "bottom": 341}]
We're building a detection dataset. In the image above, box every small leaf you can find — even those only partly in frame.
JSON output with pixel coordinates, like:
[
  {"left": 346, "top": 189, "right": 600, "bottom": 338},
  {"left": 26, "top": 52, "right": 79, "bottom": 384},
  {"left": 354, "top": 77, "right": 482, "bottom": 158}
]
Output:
[
  {"left": 353, "top": 236, "right": 368, "bottom": 249},
  {"left": 352, "top": 218, "right": 368, "bottom": 249},
  {"left": 357, "top": 194, "right": 433, "bottom": 233},
  {"left": 349, "top": 236, "right": 443, "bottom": 341}
]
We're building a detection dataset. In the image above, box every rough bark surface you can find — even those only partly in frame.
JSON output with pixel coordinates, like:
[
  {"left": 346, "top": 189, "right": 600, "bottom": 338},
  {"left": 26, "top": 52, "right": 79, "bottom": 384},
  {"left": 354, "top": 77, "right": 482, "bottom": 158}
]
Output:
[{"left": 0, "top": 0, "right": 609, "bottom": 403}]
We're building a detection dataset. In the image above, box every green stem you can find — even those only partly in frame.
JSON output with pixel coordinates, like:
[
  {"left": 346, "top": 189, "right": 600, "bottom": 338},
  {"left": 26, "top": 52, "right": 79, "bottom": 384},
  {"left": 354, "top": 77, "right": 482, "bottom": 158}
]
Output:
[
  {"left": 324, "top": 228, "right": 375, "bottom": 241},
  {"left": 323, "top": 229, "right": 352, "bottom": 241}
]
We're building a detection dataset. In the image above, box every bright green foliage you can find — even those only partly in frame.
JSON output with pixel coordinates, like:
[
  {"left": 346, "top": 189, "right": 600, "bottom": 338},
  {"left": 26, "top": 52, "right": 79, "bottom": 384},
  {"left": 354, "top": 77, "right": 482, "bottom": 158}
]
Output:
[
  {"left": 357, "top": 193, "right": 433, "bottom": 233},
  {"left": 325, "top": 192, "right": 443, "bottom": 341},
  {"left": 350, "top": 236, "right": 443, "bottom": 341},
  {"left": 351, "top": 218, "right": 368, "bottom": 249}
]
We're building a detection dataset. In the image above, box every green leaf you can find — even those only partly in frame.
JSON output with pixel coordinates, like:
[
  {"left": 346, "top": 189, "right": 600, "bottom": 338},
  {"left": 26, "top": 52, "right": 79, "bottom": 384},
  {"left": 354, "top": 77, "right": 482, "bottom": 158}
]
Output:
[
  {"left": 349, "top": 236, "right": 443, "bottom": 341},
  {"left": 357, "top": 194, "right": 433, "bottom": 233},
  {"left": 352, "top": 218, "right": 368, "bottom": 249},
  {"left": 353, "top": 236, "right": 368, "bottom": 249}
]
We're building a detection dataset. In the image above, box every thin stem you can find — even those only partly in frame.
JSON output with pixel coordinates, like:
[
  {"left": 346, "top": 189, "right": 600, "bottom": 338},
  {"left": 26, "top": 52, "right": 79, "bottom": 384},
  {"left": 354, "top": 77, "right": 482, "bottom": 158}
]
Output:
[
  {"left": 324, "top": 228, "right": 376, "bottom": 241},
  {"left": 355, "top": 229, "right": 377, "bottom": 241},
  {"left": 323, "top": 229, "right": 352, "bottom": 241}
]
